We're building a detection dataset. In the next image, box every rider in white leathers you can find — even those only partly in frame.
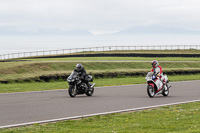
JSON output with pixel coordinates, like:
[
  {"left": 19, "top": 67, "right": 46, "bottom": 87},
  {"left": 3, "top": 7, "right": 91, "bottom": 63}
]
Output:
[{"left": 151, "top": 60, "right": 167, "bottom": 90}]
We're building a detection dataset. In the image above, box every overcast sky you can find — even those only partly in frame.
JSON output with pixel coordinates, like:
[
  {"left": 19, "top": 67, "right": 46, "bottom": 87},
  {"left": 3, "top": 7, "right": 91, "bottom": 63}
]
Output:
[{"left": 0, "top": 0, "right": 200, "bottom": 34}]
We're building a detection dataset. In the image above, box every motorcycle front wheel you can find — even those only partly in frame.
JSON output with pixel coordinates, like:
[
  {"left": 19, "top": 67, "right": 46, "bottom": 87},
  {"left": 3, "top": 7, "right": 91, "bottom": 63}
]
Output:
[
  {"left": 147, "top": 85, "right": 156, "bottom": 98},
  {"left": 68, "top": 85, "right": 77, "bottom": 97}
]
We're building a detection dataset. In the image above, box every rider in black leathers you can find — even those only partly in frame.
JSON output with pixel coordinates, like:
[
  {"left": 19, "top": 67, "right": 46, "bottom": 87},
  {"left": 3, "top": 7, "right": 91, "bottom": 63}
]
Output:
[{"left": 74, "top": 63, "right": 91, "bottom": 92}]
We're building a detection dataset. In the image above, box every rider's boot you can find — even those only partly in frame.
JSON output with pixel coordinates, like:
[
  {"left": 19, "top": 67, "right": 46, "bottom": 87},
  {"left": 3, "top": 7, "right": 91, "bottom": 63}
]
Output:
[
  {"left": 162, "top": 79, "right": 167, "bottom": 90},
  {"left": 163, "top": 79, "right": 166, "bottom": 85},
  {"left": 84, "top": 83, "right": 88, "bottom": 93},
  {"left": 164, "top": 85, "right": 167, "bottom": 90},
  {"left": 87, "top": 83, "right": 92, "bottom": 91}
]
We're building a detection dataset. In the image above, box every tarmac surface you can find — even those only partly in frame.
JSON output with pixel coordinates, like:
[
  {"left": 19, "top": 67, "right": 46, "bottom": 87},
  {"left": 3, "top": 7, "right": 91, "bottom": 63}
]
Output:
[{"left": 0, "top": 80, "right": 200, "bottom": 127}]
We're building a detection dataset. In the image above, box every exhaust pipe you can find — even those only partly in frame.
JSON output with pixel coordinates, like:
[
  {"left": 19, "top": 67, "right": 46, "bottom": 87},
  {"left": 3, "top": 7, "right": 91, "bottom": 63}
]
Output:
[{"left": 91, "top": 83, "right": 96, "bottom": 88}]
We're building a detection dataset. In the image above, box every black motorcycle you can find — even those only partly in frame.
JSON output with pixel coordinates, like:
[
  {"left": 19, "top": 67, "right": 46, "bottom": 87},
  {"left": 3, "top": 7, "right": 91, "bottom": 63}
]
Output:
[{"left": 67, "top": 71, "right": 95, "bottom": 97}]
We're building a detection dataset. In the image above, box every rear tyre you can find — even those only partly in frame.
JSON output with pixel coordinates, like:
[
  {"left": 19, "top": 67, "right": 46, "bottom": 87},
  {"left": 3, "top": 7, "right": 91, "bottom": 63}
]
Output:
[
  {"left": 68, "top": 85, "right": 77, "bottom": 97},
  {"left": 86, "top": 86, "right": 94, "bottom": 96},
  {"left": 162, "top": 84, "right": 169, "bottom": 96},
  {"left": 147, "top": 85, "right": 156, "bottom": 98}
]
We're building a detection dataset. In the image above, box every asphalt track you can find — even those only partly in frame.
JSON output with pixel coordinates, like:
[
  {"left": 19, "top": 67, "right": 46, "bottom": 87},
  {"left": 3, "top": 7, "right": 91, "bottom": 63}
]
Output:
[{"left": 0, "top": 80, "right": 200, "bottom": 128}]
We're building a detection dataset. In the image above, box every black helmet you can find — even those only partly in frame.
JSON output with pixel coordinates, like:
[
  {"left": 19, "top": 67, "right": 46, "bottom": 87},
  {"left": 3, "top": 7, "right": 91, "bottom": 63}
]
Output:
[{"left": 76, "top": 63, "right": 83, "bottom": 71}]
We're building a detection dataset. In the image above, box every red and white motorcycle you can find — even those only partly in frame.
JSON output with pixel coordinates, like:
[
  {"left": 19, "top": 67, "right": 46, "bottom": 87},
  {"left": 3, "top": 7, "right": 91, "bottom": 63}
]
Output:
[{"left": 145, "top": 72, "right": 171, "bottom": 98}]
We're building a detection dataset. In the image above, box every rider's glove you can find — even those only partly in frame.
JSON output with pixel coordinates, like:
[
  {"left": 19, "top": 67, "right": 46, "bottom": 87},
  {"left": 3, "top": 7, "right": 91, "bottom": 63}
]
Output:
[
  {"left": 81, "top": 76, "right": 84, "bottom": 80},
  {"left": 152, "top": 75, "right": 156, "bottom": 80}
]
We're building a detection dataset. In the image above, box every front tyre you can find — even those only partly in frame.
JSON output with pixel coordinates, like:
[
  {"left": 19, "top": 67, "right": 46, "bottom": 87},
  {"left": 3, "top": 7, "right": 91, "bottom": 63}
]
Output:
[
  {"left": 147, "top": 85, "right": 156, "bottom": 98},
  {"left": 86, "top": 86, "right": 94, "bottom": 96},
  {"left": 162, "top": 84, "right": 169, "bottom": 96},
  {"left": 68, "top": 85, "right": 77, "bottom": 97}
]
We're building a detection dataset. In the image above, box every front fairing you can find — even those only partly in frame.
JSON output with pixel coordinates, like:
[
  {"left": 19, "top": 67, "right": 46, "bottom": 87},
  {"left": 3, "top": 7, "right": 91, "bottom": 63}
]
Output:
[
  {"left": 145, "top": 72, "right": 154, "bottom": 81},
  {"left": 67, "top": 71, "right": 79, "bottom": 83},
  {"left": 146, "top": 72, "right": 163, "bottom": 90}
]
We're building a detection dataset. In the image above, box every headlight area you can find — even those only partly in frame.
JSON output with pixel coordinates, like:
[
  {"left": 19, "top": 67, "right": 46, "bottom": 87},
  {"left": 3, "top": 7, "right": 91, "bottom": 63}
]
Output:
[{"left": 68, "top": 79, "right": 75, "bottom": 82}]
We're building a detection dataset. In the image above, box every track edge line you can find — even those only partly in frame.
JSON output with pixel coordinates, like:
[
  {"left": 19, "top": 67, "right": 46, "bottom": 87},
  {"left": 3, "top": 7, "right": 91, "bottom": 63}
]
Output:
[{"left": 1, "top": 99, "right": 200, "bottom": 129}]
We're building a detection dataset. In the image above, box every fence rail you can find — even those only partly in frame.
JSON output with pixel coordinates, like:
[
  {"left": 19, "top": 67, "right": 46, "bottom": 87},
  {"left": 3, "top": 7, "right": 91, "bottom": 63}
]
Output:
[{"left": 0, "top": 45, "right": 200, "bottom": 60}]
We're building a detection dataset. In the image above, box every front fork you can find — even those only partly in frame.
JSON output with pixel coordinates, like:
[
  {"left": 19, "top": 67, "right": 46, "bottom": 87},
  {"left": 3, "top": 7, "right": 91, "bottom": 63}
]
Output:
[{"left": 74, "top": 84, "right": 77, "bottom": 92}]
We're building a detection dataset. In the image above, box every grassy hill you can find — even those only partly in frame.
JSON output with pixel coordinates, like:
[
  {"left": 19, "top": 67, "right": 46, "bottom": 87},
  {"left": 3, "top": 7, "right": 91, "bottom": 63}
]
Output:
[{"left": 1, "top": 57, "right": 200, "bottom": 82}]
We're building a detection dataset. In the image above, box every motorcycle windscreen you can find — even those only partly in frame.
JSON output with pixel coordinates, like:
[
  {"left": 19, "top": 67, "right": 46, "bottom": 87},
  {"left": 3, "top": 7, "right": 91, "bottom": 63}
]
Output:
[{"left": 69, "top": 71, "right": 79, "bottom": 79}]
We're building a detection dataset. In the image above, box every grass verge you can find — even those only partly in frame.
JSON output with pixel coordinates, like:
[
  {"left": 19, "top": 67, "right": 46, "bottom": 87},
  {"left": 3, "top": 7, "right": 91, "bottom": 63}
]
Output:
[
  {"left": 1, "top": 60, "right": 200, "bottom": 81},
  {"left": 1, "top": 101, "right": 200, "bottom": 133},
  {"left": 1, "top": 74, "right": 200, "bottom": 93},
  {"left": 1, "top": 56, "right": 200, "bottom": 82},
  {"left": 21, "top": 56, "right": 200, "bottom": 62}
]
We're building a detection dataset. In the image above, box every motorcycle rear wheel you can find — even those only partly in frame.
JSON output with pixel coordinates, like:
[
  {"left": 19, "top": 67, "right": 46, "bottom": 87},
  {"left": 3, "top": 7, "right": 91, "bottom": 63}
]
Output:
[
  {"left": 147, "top": 85, "right": 156, "bottom": 98},
  {"left": 162, "top": 84, "right": 169, "bottom": 96},
  {"left": 85, "top": 86, "right": 94, "bottom": 96},
  {"left": 68, "top": 85, "right": 77, "bottom": 97}
]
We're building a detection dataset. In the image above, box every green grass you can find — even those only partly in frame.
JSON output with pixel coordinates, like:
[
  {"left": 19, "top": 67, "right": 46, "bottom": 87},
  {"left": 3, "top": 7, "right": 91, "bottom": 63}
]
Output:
[
  {"left": 1, "top": 59, "right": 200, "bottom": 81},
  {"left": 101, "top": 49, "right": 200, "bottom": 54},
  {"left": 20, "top": 57, "right": 200, "bottom": 62},
  {"left": 1, "top": 55, "right": 200, "bottom": 82},
  {"left": 1, "top": 74, "right": 200, "bottom": 93},
  {"left": 1, "top": 101, "right": 200, "bottom": 133}
]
